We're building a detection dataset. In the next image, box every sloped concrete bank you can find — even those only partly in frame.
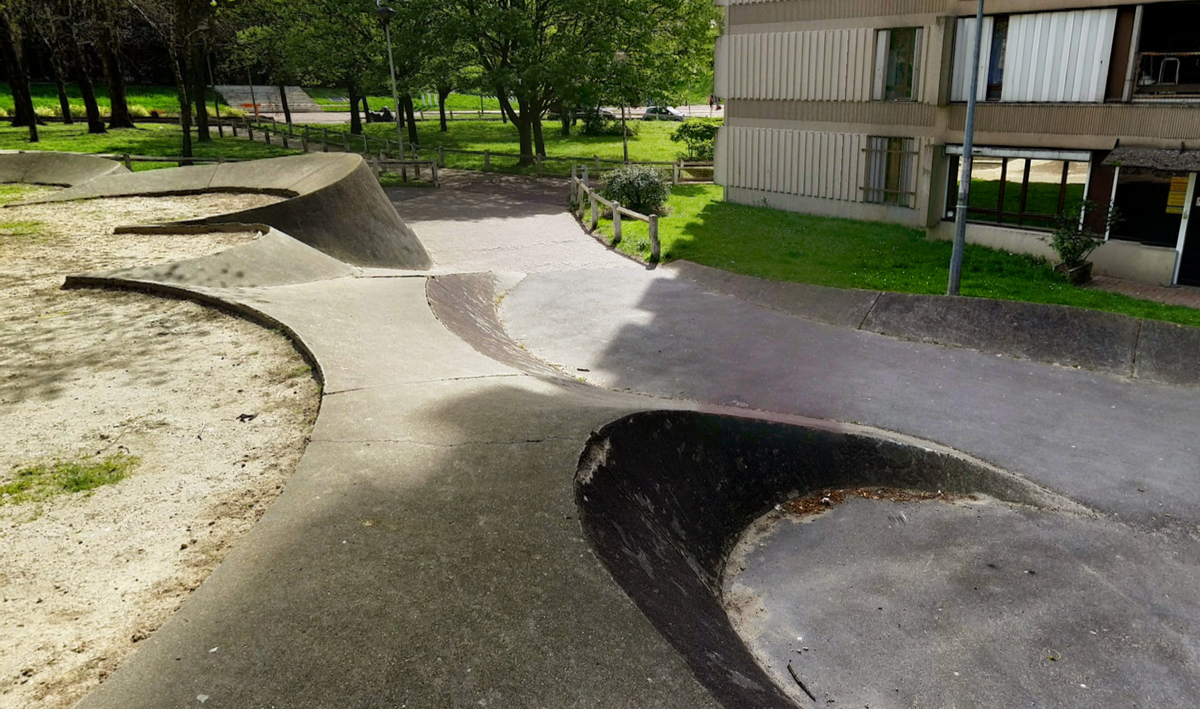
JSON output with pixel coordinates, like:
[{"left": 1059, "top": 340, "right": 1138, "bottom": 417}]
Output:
[
  {"left": 668, "top": 261, "right": 1200, "bottom": 387},
  {"left": 574, "top": 410, "right": 1081, "bottom": 709},
  {"left": 0, "top": 151, "right": 130, "bottom": 186},
  {"left": 10, "top": 153, "right": 431, "bottom": 270}
]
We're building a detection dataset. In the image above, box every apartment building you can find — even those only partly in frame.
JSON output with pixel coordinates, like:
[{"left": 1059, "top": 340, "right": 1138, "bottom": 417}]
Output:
[{"left": 713, "top": 0, "right": 1200, "bottom": 286}]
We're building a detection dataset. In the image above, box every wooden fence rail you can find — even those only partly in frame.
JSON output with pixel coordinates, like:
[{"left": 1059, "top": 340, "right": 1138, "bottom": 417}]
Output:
[{"left": 570, "top": 168, "right": 659, "bottom": 262}]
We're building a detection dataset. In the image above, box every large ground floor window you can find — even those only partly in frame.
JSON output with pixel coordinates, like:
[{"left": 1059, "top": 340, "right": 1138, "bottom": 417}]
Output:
[
  {"left": 865, "top": 136, "right": 917, "bottom": 208},
  {"left": 1110, "top": 167, "right": 1189, "bottom": 247},
  {"left": 944, "top": 147, "right": 1089, "bottom": 229}
]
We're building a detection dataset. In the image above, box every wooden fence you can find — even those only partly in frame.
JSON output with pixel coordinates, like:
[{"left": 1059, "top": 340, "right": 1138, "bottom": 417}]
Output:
[{"left": 570, "top": 168, "right": 660, "bottom": 262}]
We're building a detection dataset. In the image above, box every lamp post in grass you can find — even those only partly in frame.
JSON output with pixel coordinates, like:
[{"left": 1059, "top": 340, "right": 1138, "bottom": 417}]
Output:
[
  {"left": 614, "top": 51, "right": 630, "bottom": 164},
  {"left": 948, "top": 0, "right": 986, "bottom": 296},
  {"left": 376, "top": 0, "right": 405, "bottom": 163}
]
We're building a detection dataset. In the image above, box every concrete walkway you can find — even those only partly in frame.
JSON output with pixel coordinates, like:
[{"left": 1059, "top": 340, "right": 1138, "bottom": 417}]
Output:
[
  {"left": 69, "top": 172, "right": 1200, "bottom": 708},
  {"left": 1091, "top": 273, "right": 1200, "bottom": 309}
]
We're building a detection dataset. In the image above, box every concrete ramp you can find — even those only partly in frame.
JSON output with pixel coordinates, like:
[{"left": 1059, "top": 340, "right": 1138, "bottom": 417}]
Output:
[
  {"left": 74, "top": 229, "right": 358, "bottom": 290},
  {"left": 18, "top": 154, "right": 432, "bottom": 270},
  {"left": 576, "top": 410, "right": 1078, "bottom": 709},
  {"left": 0, "top": 152, "right": 128, "bottom": 186}
]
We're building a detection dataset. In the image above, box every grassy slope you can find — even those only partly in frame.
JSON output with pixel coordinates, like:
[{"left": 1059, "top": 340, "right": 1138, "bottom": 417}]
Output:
[
  {"left": 0, "top": 123, "right": 298, "bottom": 169},
  {"left": 0, "top": 82, "right": 226, "bottom": 117},
  {"left": 305, "top": 88, "right": 506, "bottom": 113},
  {"left": 596, "top": 184, "right": 1200, "bottom": 328},
  {"left": 304, "top": 119, "right": 681, "bottom": 175}
]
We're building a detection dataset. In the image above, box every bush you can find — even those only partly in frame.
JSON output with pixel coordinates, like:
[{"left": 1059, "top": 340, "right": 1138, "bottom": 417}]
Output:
[
  {"left": 0, "top": 107, "right": 9, "bottom": 118},
  {"left": 1045, "top": 200, "right": 1120, "bottom": 269},
  {"left": 34, "top": 106, "right": 58, "bottom": 118},
  {"left": 601, "top": 164, "right": 670, "bottom": 215},
  {"left": 581, "top": 109, "right": 637, "bottom": 137},
  {"left": 128, "top": 104, "right": 152, "bottom": 118},
  {"left": 670, "top": 117, "right": 722, "bottom": 160}
]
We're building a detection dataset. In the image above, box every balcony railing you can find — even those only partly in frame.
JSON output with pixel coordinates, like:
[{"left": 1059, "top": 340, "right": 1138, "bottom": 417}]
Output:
[{"left": 1134, "top": 51, "right": 1200, "bottom": 97}]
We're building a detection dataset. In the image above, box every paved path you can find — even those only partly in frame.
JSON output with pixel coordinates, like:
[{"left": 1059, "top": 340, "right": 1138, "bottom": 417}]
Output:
[
  {"left": 1091, "top": 274, "right": 1200, "bottom": 309},
  {"left": 69, "top": 171, "right": 1200, "bottom": 708}
]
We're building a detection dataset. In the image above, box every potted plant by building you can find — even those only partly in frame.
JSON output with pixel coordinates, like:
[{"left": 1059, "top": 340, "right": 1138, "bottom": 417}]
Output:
[{"left": 1045, "top": 200, "right": 1120, "bottom": 286}]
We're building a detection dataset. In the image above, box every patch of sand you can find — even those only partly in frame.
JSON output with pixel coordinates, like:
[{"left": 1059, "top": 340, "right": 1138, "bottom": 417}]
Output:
[{"left": 0, "top": 189, "right": 320, "bottom": 709}]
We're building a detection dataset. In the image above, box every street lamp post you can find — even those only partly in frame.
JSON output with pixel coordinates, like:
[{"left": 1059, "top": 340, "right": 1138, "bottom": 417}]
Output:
[
  {"left": 614, "top": 51, "right": 629, "bottom": 164},
  {"left": 377, "top": 1, "right": 405, "bottom": 163},
  {"left": 948, "top": 0, "right": 986, "bottom": 295}
]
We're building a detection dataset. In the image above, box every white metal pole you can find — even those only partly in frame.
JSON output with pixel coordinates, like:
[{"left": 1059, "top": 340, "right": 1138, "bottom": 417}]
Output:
[
  {"left": 384, "top": 22, "right": 405, "bottom": 162},
  {"left": 948, "top": 0, "right": 986, "bottom": 296}
]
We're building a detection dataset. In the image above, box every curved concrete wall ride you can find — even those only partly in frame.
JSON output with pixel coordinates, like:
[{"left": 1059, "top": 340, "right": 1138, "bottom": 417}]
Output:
[
  {"left": 16, "top": 153, "right": 432, "bottom": 270},
  {"left": 0, "top": 152, "right": 128, "bottom": 186},
  {"left": 575, "top": 410, "right": 1074, "bottom": 709}
]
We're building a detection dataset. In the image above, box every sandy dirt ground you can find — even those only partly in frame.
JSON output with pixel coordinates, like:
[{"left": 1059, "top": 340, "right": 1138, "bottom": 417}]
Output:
[{"left": 0, "top": 189, "right": 321, "bottom": 709}]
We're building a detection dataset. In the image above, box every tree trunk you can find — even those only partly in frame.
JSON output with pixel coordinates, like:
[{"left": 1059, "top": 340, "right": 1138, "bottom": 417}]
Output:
[
  {"left": 0, "top": 14, "right": 38, "bottom": 141},
  {"left": 498, "top": 91, "right": 534, "bottom": 165},
  {"left": 54, "top": 73, "right": 74, "bottom": 124},
  {"left": 74, "top": 56, "right": 107, "bottom": 135},
  {"left": 532, "top": 118, "right": 547, "bottom": 158},
  {"left": 348, "top": 83, "right": 363, "bottom": 135},
  {"left": 278, "top": 85, "right": 292, "bottom": 126},
  {"left": 402, "top": 94, "right": 418, "bottom": 146},
  {"left": 191, "top": 50, "right": 211, "bottom": 143},
  {"left": 557, "top": 101, "right": 571, "bottom": 137},
  {"left": 437, "top": 84, "right": 451, "bottom": 133},
  {"left": 167, "top": 42, "right": 193, "bottom": 159},
  {"left": 99, "top": 29, "right": 134, "bottom": 128}
]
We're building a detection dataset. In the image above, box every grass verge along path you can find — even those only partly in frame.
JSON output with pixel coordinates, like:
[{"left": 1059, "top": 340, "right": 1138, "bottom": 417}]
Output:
[
  {"left": 0, "top": 123, "right": 298, "bottom": 169},
  {"left": 594, "top": 185, "right": 1200, "bottom": 329},
  {"left": 304, "top": 119, "right": 681, "bottom": 175}
]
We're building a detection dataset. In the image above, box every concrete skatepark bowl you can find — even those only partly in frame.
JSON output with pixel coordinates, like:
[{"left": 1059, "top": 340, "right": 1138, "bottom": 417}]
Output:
[{"left": 4, "top": 152, "right": 1200, "bottom": 707}]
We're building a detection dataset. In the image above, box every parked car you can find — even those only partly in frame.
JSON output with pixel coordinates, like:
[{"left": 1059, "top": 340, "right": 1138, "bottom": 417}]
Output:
[{"left": 641, "top": 105, "right": 686, "bottom": 121}]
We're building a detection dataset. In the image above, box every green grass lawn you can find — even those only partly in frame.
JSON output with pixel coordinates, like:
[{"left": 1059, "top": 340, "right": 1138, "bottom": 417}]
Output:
[
  {"left": 594, "top": 184, "right": 1200, "bottom": 328},
  {"left": 0, "top": 123, "right": 298, "bottom": 169},
  {"left": 302, "top": 118, "right": 681, "bottom": 176},
  {"left": 305, "top": 88, "right": 506, "bottom": 113},
  {"left": 0, "top": 82, "right": 228, "bottom": 119}
]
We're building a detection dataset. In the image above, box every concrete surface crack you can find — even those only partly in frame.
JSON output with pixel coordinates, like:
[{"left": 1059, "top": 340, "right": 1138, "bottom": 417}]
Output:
[{"left": 324, "top": 373, "right": 525, "bottom": 396}]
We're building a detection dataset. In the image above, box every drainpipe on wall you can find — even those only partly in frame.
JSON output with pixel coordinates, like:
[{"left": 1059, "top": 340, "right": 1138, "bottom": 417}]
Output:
[{"left": 948, "top": 0, "right": 986, "bottom": 296}]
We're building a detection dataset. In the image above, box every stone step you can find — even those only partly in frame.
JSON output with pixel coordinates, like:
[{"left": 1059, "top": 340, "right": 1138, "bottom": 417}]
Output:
[{"left": 215, "top": 85, "right": 322, "bottom": 114}]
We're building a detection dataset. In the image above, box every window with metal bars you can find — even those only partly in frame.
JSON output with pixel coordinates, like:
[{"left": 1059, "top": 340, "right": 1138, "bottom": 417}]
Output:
[{"left": 863, "top": 137, "right": 917, "bottom": 208}]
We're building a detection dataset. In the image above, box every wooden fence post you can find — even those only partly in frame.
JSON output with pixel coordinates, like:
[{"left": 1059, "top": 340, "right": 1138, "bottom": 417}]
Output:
[
  {"left": 589, "top": 192, "right": 599, "bottom": 231},
  {"left": 362, "top": 134, "right": 369, "bottom": 153},
  {"left": 123, "top": 153, "right": 132, "bottom": 171},
  {"left": 612, "top": 202, "right": 622, "bottom": 244},
  {"left": 673, "top": 161, "right": 680, "bottom": 186},
  {"left": 649, "top": 214, "right": 660, "bottom": 262},
  {"left": 247, "top": 123, "right": 254, "bottom": 141},
  {"left": 281, "top": 131, "right": 289, "bottom": 149},
  {"left": 484, "top": 150, "right": 491, "bottom": 172},
  {"left": 594, "top": 155, "right": 600, "bottom": 172},
  {"left": 343, "top": 132, "right": 350, "bottom": 152},
  {"left": 432, "top": 161, "right": 439, "bottom": 187},
  {"left": 582, "top": 166, "right": 589, "bottom": 185},
  {"left": 263, "top": 126, "right": 271, "bottom": 145},
  {"left": 415, "top": 160, "right": 422, "bottom": 181},
  {"left": 322, "top": 128, "right": 329, "bottom": 152},
  {"left": 438, "top": 146, "right": 445, "bottom": 168},
  {"left": 536, "top": 155, "right": 543, "bottom": 176},
  {"left": 371, "top": 155, "right": 380, "bottom": 178},
  {"left": 231, "top": 122, "right": 238, "bottom": 137}
]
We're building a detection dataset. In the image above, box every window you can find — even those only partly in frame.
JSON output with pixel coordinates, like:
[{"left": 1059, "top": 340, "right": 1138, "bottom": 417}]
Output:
[
  {"left": 864, "top": 137, "right": 917, "bottom": 208},
  {"left": 874, "top": 28, "right": 923, "bottom": 101},
  {"left": 944, "top": 150, "right": 1089, "bottom": 229},
  {"left": 985, "top": 17, "right": 1009, "bottom": 101},
  {"left": 1134, "top": 2, "right": 1200, "bottom": 98},
  {"left": 1111, "top": 168, "right": 1187, "bottom": 246}
]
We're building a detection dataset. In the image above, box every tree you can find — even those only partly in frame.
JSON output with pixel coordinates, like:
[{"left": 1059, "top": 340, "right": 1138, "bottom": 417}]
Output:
[
  {"left": 96, "top": 0, "right": 136, "bottom": 129},
  {"left": 0, "top": 0, "right": 39, "bottom": 141},
  {"left": 451, "top": 0, "right": 719, "bottom": 165}
]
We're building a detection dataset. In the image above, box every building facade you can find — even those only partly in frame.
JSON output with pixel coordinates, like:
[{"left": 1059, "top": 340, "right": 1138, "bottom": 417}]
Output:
[{"left": 713, "top": 0, "right": 1200, "bottom": 286}]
